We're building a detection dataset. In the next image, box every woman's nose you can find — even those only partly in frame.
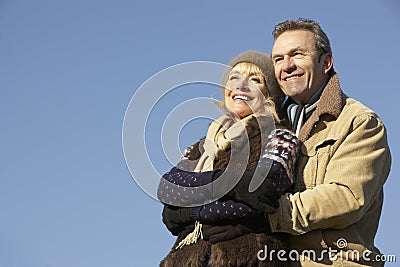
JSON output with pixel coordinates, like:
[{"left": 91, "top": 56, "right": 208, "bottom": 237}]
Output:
[{"left": 235, "top": 77, "right": 250, "bottom": 91}]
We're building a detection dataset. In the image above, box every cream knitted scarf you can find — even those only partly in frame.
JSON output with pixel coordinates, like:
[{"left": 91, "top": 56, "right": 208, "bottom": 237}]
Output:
[{"left": 193, "top": 114, "right": 255, "bottom": 172}]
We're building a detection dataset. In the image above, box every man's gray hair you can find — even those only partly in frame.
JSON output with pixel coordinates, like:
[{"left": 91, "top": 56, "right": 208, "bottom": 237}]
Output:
[{"left": 273, "top": 18, "right": 332, "bottom": 57}]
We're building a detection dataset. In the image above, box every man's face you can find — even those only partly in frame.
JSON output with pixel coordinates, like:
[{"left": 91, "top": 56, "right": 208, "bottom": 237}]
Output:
[{"left": 272, "top": 30, "right": 332, "bottom": 104}]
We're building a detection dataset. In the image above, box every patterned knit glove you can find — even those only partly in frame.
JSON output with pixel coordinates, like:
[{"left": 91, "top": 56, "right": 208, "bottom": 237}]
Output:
[{"left": 258, "top": 128, "right": 299, "bottom": 194}]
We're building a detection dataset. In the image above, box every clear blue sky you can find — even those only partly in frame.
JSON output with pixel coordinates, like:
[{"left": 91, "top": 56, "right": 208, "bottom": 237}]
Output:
[{"left": 1, "top": 1, "right": 399, "bottom": 266}]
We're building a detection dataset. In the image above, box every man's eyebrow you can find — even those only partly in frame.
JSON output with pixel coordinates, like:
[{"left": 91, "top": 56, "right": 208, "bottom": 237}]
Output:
[{"left": 272, "top": 46, "right": 305, "bottom": 57}]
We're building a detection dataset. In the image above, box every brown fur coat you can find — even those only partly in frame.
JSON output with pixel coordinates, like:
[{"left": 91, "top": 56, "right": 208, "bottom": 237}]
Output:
[{"left": 160, "top": 117, "right": 289, "bottom": 267}]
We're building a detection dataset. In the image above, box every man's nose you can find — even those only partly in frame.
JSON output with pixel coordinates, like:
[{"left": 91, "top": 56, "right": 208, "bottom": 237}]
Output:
[{"left": 282, "top": 56, "right": 296, "bottom": 72}]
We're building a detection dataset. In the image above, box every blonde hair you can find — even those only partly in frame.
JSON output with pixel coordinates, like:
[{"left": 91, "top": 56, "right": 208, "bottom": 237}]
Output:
[{"left": 220, "top": 62, "right": 280, "bottom": 122}]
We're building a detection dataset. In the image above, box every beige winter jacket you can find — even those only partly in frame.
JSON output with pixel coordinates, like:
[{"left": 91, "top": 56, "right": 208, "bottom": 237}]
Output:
[{"left": 268, "top": 74, "right": 392, "bottom": 266}]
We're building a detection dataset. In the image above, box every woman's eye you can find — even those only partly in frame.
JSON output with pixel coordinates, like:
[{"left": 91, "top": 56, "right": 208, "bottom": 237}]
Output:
[
  {"left": 229, "top": 75, "right": 238, "bottom": 80},
  {"left": 250, "top": 77, "right": 261, "bottom": 83}
]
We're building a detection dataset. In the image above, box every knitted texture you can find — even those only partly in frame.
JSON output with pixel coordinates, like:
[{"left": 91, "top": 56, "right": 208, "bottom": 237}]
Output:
[
  {"left": 157, "top": 167, "right": 217, "bottom": 207},
  {"left": 198, "top": 199, "right": 254, "bottom": 224},
  {"left": 259, "top": 129, "right": 299, "bottom": 194}
]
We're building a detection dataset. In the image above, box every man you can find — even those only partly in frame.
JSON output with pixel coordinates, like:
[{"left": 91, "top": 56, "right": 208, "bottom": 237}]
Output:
[
  {"left": 159, "top": 18, "right": 391, "bottom": 266},
  {"left": 267, "top": 18, "right": 391, "bottom": 266}
]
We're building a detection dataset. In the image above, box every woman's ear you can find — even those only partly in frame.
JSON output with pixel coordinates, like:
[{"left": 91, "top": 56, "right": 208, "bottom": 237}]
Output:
[{"left": 321, "top": 53, "right": 334, "bottom": 74}]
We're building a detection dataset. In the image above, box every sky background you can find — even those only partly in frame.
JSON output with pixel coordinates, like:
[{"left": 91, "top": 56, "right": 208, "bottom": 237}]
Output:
[{"left": 1, "top": 0, "right": 399, "bottom": 266}]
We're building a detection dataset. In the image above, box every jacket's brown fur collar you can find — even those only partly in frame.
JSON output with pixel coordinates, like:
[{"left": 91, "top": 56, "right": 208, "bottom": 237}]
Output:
[{"left": 299, "top": 73, "right": 345, "bottom": 142}]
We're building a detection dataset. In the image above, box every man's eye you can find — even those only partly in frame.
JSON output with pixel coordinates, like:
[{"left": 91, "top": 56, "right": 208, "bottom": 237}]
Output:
[
  {"left": 273, "top": 57, "right": 282, "bottom": 64},
  {"left": 293, "top": 51, "right": 304, "bottom": 57}
]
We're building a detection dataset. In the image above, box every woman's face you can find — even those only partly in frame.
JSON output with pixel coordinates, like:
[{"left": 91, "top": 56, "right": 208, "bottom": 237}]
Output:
[{"left": 224, "top": 64, "right": 268, "bottom": 119}]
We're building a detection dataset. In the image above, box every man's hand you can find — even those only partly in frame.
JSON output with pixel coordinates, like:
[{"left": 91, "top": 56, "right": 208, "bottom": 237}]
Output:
[
  {"left": 162, "top": 206, "right": 193, "bottom": 236},
  {"left": 202, "top": 215, "right": 270, "bottom": 244},
  {"left": 223, "top": 169, "right": 281, "bottom": 214}
]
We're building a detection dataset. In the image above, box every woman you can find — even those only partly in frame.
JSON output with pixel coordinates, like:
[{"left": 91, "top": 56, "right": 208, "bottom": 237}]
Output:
[{"left": 158, "top": 51, "right": 299, "bottom": 267}]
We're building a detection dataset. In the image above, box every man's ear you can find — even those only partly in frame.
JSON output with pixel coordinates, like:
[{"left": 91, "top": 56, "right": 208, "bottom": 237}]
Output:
[{"left": 321, "top": 53, "right": 334, "bottom": 74}]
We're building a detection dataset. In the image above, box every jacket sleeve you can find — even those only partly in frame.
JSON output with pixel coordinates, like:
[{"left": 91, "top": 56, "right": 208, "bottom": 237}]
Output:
[
  {"left": 268, "top": 113, "right": 391, "bottom": 235},
  {"left": 194, "top": 200, "right": 255, "bottom": 223},
  {"left": 158, "top": 166, "right": 256, "bottom": 222}
]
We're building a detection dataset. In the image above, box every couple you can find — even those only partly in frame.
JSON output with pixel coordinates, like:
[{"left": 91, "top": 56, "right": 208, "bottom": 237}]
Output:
[{"left": 158, "top": 18, "right": 391, "bottom": 267}]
